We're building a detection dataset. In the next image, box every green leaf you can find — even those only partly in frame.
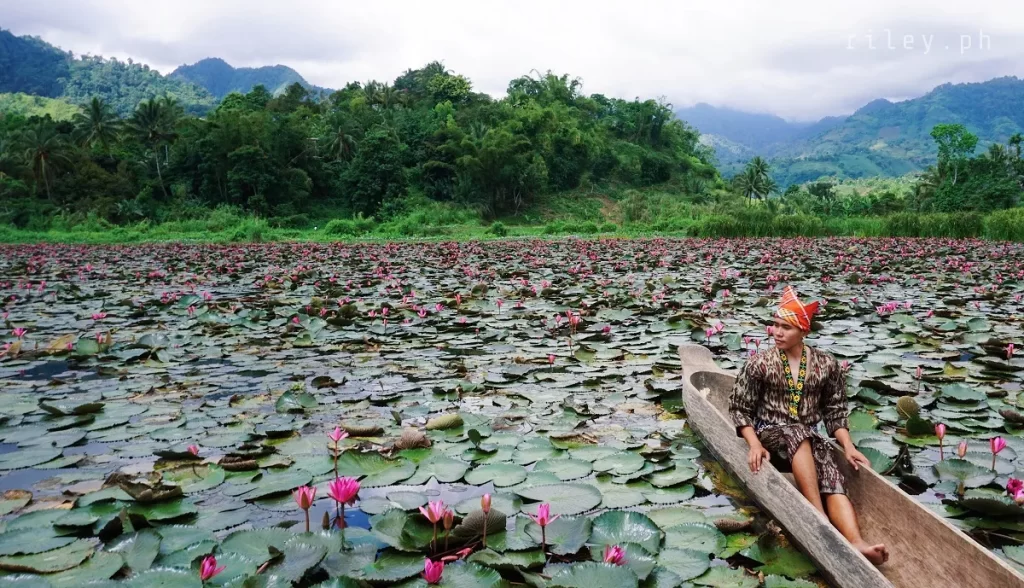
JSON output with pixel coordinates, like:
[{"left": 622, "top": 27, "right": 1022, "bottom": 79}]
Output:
[
  {"left": 359, "top": 549, "right": 426, "bottom": 582},
  {"left": 654, "top": 548, "right": 711, "bottom": 581},
  {"left": 126, "top": 567, "right": 202, "bottom": 588},
  {"left": 940, "top": 383, "right": 986, "bottom": 403},
  {"left": 336, "top": 452, "right": 416, "bottom": 487},
  {"left": 370, "top": 508, "right": 435, "bottom": 551},
  {"left": 589, "top": 511, "right": 663, "bottom": 554},
  {"left": 465, "top": 463, "right": 528, "bottom": 487},
  {"left": 108, "top": 529, "right": 161, "bottom": 572},
  {"left": 405, "top": 454, "right": 470, "bottom": 485},
  {"left": 0, "top": 539, "right": 95, "bottom": 573},
  {"left": 275, "top": 391, "right": 317, "bottom": 413},
  {"left": 533, "top": 459, "right": 593, "bottom": 481},
  {"left": 526, "top": 515, "right": 591, "bottom": 555},
  {"left": 516, "top": 483, "right": 603, "bottom": 516},
  {"left": 646, "top": 463, "right": 698, "bottom": 488},
  {"left": 934, "top": 459, "right": 996, "bottom": 488},
  {"left": 0, "top": 447, "right": 63, "bottom": 470},
  {"left": 763, "top": 576, "right": 818, "bottom": 588},
  {"left": 664, "top": 523, "right": 726, "bottom": 556},
  {"left": 692, "top": 566, "right": 759, "bottom": 587},
  {"left": 741, "top": 539, "right": 817, "bottom": 577},
  {"left": 262, "top": 536, "right": 327, "bottom": 584},
  {"left": 593, "top": 452, "right": 646, "bottom": 476},
  {"left": 47, "top": 551, "right": 124, "bottom": 588},
  {"left": 239, "top": 469, "right": 313, "bottom": 500},
  {"left": 219, "top": 528, "right": 294, "bottom": 564},
  {"left": 0, "top": 528, "right": 77, "bottom": 556},
  {"left": 589, "top": 543, "right": 657, "bottom": 580},
  {"left": 547, "top": 562, "right": 640, "bottom": 588}
]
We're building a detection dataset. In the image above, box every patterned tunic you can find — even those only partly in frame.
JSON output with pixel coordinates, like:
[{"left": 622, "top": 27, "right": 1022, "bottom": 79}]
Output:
[{"left": 729, "top": 345, "right": 850, "bottom": 494}]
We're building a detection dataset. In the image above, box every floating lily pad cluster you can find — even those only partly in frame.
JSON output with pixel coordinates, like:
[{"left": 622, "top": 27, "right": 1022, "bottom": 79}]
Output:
[{"left": 0, "top": 237, "right": 1022, "bottom": 585}]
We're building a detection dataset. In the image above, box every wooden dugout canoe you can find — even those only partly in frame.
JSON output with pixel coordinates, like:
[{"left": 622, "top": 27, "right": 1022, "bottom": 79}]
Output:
[{"left": 678, "top": 344, "right": 1024, "bottom": 588}]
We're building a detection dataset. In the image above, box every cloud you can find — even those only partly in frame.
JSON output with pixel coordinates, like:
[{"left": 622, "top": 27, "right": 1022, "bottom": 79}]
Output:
[{"left": 2, "top": 0, "right": 1022, "bottom": 121}]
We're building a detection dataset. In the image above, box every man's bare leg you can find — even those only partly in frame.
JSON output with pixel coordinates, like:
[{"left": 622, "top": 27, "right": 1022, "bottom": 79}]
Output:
[
  {"left": 790, "top": 440, "right": 825, "bottom": 515},
  {"left": 825, "top": 494, "right": 889, "bottom": 565}
]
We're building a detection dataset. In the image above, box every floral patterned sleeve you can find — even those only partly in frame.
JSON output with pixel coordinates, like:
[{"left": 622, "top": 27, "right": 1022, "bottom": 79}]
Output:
[
  {"left": 822, "top": 357, "right": 850, "bottom": 437},
  {"left": 729, "top": 355, "right": 762, "bottom": 436}
]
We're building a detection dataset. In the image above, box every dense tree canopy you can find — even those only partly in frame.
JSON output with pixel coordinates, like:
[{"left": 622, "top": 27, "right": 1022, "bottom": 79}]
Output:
[{"left": 0, "top": 64, "right": 719, "bottom": 228}]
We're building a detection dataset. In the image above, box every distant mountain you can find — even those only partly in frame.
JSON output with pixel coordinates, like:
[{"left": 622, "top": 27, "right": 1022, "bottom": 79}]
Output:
[
  {"left": 170, "top": 57, "right": 330, "bottom": 99},
  {"left": 678, "top": 78, "right": 1024, "bottom": 186},
  {"left": 0, "top": 28, "right": 215, "bottom": 115}
]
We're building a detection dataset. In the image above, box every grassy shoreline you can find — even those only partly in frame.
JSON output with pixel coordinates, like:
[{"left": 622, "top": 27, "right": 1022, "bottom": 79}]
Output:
[{"left": 3, "top": 208, "right": 1024, "bottom": 244}]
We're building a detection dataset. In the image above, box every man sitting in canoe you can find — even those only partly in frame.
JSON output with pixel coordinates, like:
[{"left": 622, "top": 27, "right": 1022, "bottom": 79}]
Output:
[{"left": 729, "top": 285, "right": 889, "bottom": 565}]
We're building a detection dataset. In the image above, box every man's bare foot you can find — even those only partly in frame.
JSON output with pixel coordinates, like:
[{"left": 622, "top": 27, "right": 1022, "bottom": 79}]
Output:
[{"left": 855, "top": 541, "right": 889, "bottom": 565}]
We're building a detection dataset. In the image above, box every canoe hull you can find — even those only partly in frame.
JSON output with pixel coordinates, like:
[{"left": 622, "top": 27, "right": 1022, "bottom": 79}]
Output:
[{"left": 679, "top": 344, "right": 1024, "bottom": 588}]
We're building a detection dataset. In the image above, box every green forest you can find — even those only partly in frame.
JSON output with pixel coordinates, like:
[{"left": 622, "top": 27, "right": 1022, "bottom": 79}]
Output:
[{"left": 1, "top": 24, "right": 1024, "bottom": 242}]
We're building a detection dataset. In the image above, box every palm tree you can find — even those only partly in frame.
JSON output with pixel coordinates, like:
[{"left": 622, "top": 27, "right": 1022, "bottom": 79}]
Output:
[
  {"left": 127, "top": 97, "right": 181, "bottom": 199},
  {"left": 326, "top": 125, "right": 356, "bottom": 161},
  {"left": 736, "top": 156, "right": 776, "bottom": 205},
  {"left": 72, "top": 97, "right": 121, "bottom": 150},
  {"left": 19, "top": 122, "right": 72, "bottom": 200}
]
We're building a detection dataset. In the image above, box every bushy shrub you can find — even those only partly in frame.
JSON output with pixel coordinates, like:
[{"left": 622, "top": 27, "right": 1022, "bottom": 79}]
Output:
[
  {"left": 599, "top": 222, "right": 618, "bottom": 233},
  {"left": 229, "top": 218, "right": 270, "bottom": 242},
  {"left": 543, "top": 221, "right": 569, "bottom": 235},
  {"left": 577, "top": 221, "right": 599, "bottom": 234},
  {"left": 324, "top": 214, "right": 376, "bottom": 237},
  {"left": 487, "top": 221, "right": 509, "bottom": 237}
]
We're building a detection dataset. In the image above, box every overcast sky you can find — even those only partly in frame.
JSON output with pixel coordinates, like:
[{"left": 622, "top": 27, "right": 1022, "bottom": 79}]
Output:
[{"left": 3, "top": 1, "right": 1023, "bottom": 121}]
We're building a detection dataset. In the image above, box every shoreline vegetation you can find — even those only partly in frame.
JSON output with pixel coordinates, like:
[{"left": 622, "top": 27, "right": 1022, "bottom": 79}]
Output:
[{"left": 2, "top": 205, "right": 1023, "bottom": 244}]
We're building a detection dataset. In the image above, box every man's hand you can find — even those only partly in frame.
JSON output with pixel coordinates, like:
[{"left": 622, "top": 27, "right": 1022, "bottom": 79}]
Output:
[
  {"left": 844, "top": 446, "right": 871, "bottom": 471},
  {"left": 748, "top": 443, "right": 770, "bottom": 473}
]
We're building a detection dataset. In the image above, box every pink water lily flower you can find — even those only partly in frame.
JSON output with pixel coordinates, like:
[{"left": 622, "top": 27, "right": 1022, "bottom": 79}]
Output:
[
  {"left": 1009, "top": 343, "right": 1016, "bottom": 360},
  {"left": 199, "top": 555, "right": 225, "bottom": 582},
  {"left": 423, "top": 558, "right": 444, "bottom": 584},
  {"left": 328, "top": 477, "right": 360, "bottom": 505},
  {"left": 419, "top": 500, "right": 446, "bottom": 523},
  {"left": 328, "top": 426, "right": 348, "bottom": 443},
  {"left": 91, "top": 312, "right": 106, "bottom": 320},
  {"left": 604, "top": 544, "right": 627, "bottom": 565},
  {"left": 991, "top": 436, "right": 1007, "bottom": 471},
  {"left": 529, "top": 502, "right": 559, "bottom": 527},
  {"left": 12, "top": 327, "right": 26, "bottom": 338},
  {"left": 293, "top": 485, "right": 316, "bottom": 532},
  {"left": 187, "top": 445, "right": 200, "bottom": 456},
  {"left": 1007, "top": 478, "right": 1024, "bottom": 497},
  {"left": 958, "top": 440, "right": 968, "bottom": 458}
]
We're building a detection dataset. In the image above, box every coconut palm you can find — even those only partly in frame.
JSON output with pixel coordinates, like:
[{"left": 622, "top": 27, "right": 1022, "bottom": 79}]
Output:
[
  {"left": 127, "top": 97, "right": 181, "bottom": 199},
  {"left": 736, "top": 156, "right": 776, "bottom": 205},
  {"left": 72, "top": 97, "right": 122, "bottom": 150},
  {"left": 19, "top": 122, "right": 72, "bottom": 200}
]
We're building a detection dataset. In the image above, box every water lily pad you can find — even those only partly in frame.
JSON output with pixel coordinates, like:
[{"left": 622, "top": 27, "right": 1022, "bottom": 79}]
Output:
[
  {"left": 465, "top": 463, "right": 528, "bottom": 487},
  {"left": 589, "top": 510, "right": 663, "bottom": 554},
  {"left": 934, "top": 459, "right": 996, "bottom": 488},
  {"left": 108, "top": 529, "right": 161, "bottom": 573},
  {"left": 526, "top": 515, "right": 591, "bottom": 555},
  {"left": 516, "top": 483, "right": 603, "bottom": 516},
  {"left": 741, "top": 538, "right": 817, "bottom": 577},
  {"left": 0, "top": 447, "right": 62, "bottom": 470},
  {"left": 692, "top": 566, "right": 759, "bottom": 587},
  {"left": 593, "top": 452, "right": 645, "bottom": 476},
  {"left": 655, "top": 548, "right": 711, "bottom": 581},
  {"left": 125, "top": 567, "right": 202, "bottom": 588},
  {"left": 664, "top": 523, "right": 726, "bottom": 556},
  {"left": 276, "top": 391, "right": 318, "bottom": 413},
  {"left": 426, "top": 413, "right": 464, "bottom": 430},
  {"left": 547, "top": 561, "right": 640, "bottom": 588},
  {"left": 533, "top": 459, "right": 593, "bottom": 481},
  {"left": 0, "top": 539, "right": 95, "bottom": 573}
]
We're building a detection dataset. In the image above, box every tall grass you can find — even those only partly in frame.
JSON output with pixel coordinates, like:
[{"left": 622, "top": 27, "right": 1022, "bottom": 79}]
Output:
[{"left": 2, "top": 206, "right": 1024, "bottom": 243}]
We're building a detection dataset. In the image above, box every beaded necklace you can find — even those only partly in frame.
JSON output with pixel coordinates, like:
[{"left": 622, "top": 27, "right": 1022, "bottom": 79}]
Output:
[{"left": 779, "top": 346, "right": 807, "bottom": 418}]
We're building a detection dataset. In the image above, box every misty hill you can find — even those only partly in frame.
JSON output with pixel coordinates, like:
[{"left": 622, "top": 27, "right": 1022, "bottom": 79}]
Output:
[
  {"left": 678, "top": 77, "right": 1024, "bottom": 185},
  {"left": 169, "top": 57, "right": 330, "bottom": 99}
]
